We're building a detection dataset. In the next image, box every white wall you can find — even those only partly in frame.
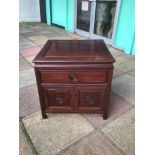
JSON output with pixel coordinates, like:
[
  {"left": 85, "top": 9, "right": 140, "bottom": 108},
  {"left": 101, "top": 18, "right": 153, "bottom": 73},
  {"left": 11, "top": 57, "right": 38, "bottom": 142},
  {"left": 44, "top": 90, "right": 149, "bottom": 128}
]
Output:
[{"left": 19, "top": 0, "right": 40, "bottom": 22}]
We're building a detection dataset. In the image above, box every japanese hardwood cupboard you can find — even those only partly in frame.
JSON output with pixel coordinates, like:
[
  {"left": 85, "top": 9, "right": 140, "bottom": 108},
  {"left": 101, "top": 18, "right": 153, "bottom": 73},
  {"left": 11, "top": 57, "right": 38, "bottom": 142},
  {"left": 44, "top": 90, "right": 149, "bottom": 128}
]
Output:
[{"left": 33, "top": 40, "right": 115, "bottom": 119}]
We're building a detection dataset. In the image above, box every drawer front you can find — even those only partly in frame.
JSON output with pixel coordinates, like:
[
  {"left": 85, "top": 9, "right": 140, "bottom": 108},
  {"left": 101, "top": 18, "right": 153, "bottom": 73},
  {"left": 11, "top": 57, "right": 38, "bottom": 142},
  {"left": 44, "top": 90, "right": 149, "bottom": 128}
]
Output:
[{"left": 39, "top": 70, "right": 109, "bottom": 84}]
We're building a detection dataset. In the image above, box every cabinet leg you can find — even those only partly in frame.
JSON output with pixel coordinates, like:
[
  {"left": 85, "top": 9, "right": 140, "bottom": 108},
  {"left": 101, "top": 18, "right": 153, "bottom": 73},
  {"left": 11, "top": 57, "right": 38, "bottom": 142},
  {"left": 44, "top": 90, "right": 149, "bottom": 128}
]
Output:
[
  {"left": 103, "top": 114, "right": 108, "bottom": 120},
  {"left": 103, "top": 112, "right": 108, "bottom": 120},
  {"left": 42, "top": 112, "right": 47, "bottom": 119}
]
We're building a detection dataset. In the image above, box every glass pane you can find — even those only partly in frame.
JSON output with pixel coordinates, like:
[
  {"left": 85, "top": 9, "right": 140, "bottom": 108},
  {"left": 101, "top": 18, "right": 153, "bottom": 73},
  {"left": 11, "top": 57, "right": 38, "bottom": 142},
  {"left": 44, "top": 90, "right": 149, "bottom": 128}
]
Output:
[
  {"left": 77, "top": 0, "right": 91, "bottom": 32},
  {"left": 94, "top": 1, "right": 117, "bottom": 39}
]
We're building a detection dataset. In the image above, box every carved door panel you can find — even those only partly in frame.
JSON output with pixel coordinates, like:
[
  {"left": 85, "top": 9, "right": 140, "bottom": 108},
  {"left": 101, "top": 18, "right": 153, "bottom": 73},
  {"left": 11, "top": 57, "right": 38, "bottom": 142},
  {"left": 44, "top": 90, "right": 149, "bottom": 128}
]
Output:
[
  {"left": 75, "top": 85, "right": 108, "bottom": 112},
  {"left": 41, "top": 85, "right": 108, "bottom": 113},
  {"left": 41, "top": 86, "right": 74, "bottom": 112}
]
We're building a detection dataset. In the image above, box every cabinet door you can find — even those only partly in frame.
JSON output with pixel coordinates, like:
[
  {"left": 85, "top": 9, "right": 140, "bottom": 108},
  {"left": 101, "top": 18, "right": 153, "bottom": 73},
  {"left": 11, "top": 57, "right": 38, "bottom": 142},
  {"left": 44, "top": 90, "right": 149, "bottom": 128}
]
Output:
[
  {"left": 76, "top": 85, "right": 109, "bottom": 112},
  {"left": 41, "top": 86, "right": 74, "bottom": 112}
]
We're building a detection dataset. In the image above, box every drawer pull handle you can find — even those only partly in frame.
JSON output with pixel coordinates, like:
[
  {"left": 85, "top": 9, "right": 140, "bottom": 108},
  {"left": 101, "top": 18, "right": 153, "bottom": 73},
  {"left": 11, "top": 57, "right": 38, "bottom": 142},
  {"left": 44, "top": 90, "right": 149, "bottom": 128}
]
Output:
[
  {"left": 56, "top": 96, "right": 64, "bottom": 104},
  {"left": 69, "top": 73, "right": 78, "bottom": 82}
]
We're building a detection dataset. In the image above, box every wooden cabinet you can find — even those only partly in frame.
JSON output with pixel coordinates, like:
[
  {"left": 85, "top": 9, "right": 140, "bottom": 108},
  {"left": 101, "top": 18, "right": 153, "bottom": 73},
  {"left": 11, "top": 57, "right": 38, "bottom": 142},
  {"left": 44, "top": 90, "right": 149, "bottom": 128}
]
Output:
[{"left": 33, "top": 40, "right": 115, "bottom": 119}]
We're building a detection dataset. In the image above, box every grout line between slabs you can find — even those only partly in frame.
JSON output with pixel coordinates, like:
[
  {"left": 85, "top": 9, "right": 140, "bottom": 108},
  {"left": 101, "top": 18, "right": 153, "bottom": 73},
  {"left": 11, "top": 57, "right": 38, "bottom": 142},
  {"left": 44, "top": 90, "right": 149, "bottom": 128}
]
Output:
[
  {"left": 111, "top": 89, "right": 134, "bottom": 105},
  {"left": 112, "top": 67, "right": 135, "bottom": 79},
  {"left": 113, "top": 71, "right": 126, "bottom": 79},
  {"left": 99, "top": 106, "right": 135, "bottom": 130},
  {"left": 22, "top": 29, "right": 81, "bottom": 43},
  {"left": 56, "top": 129, "right": 99, "bottom": 155},
  {"left": 19, "top": 82, "right": 36, "bottom": 90},
  {"left": 19, "top": 45, "right": 38, "bottom": 51},
  {"left": 20, "top": 118, "right": 38, "bottom": 155},
  {"left": 80, "top": 93, "right": 134, "bottom": 130},
  {"left": 22, "top": 112, "right": 97, "bottom": 155},
  {"left": 80, "top": 113, "right": 99, "bottom": 129},
  {"left": 21, "top": 108, "right": 134, "bottom": 155},
  {"left": 19, "top": 36, "right": 39, "bottom": 50},
  {"left": 19, "top": 53, "right": 34, "bottom": 68},
  {"left": 99, "top": 130, "right": 127, "bottom": 155},
  {"left": 26, "top": 37, "right": 45, "bottom": 47},
  {"left": 22, "top": 111, "right": 41, "bottom": 121},
  {"left": 56, "top": 108, "right": 134, "bottom": 155}
]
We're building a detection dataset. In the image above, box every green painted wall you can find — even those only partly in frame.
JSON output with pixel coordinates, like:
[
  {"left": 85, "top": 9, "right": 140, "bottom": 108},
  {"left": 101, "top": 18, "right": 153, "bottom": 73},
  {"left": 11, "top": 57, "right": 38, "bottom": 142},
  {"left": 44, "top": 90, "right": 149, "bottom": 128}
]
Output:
[
  {"left": 66, "top": 0, "right": 74, "bottom": 32},
  {"left": 52, "top": 0, "right": 67, "bottom": 27},
  {"left": 114, "top": 0, "right": 135, "bottom": 55},
  {"left": 46, "top": 0, "right": 52, "bottom": 25},
  {"left": 50, "top": 0, "right": 74, "bottom": 32}
]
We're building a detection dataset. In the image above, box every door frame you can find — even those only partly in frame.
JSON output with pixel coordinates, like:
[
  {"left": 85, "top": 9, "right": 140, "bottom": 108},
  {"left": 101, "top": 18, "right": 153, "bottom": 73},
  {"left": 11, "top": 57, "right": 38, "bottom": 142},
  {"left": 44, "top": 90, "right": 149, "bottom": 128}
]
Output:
[{"left": 74, "top": 0, "right": 121, "bottom": 45}]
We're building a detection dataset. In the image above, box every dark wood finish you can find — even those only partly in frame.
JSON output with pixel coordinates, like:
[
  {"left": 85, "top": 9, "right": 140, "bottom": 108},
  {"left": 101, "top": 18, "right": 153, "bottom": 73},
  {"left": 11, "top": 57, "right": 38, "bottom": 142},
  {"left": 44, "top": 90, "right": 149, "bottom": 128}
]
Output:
[
  {"left": 39, "top": 70, "right": 108, "bottom": 83},
  {"left": 33, "top": 40, "right": 115, "bottom": 119}
]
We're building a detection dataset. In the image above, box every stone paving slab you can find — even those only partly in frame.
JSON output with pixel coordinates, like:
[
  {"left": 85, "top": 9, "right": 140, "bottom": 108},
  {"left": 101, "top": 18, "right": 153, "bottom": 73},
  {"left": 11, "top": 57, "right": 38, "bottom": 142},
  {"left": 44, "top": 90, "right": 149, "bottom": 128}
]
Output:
[
  {"left": 25, "top": 56, "right": 35, "bottom": 67},
  {"left": 19, "top": 125, "right": 34, "bottom": 155},
  {"left": 118, "top": 54, "right": 135, "bottom": 61},
  {"left": 76, "top": 36, "right": 89, "bottom": 40},
  {"left": 28, "top": 35, "right": 49, "bottom": 41},
  {"left": 28, "top": 25, "right": 42, "bottom": 31},
  {"left": 82, "top": 92, "right": 132, "bottom": 128},
  {"left": 102, "top": 108, "right": 135, "bottom": 155},
  {"left": 44, "top": 32, "right": 62, "bottom": 38},
  {"left": 19, "top": 34, "right": 25, "bottom": 39},
  {"left": 54, "top": 36, "right": 74, "bottom": 40},
  {"left": 19, "top": 84, "right": 40, "bottom": 118},
  {"left": 23, "top": 113, "right": 94, "bottom": 155},
  {"left": 23, "top": 31, "right": 50, "bottom": 37},
  {"left": 114, "top": 59, "right": 127, "bottom": 71},
  {"left": 68, "top": 33, "right": 81, "bottom": 39},
  {"left": 19, "top": 55, "right": 31, "bottom": 71},
  {"left": 33, "top": 28, "right": 55, "bottom": 33},
  {"left": 19, "top": 29, "right": 34, "bottom": 34},
  {"left": 56, "top": 29, "right": 71, "bottom": 35},
  {"left": 50, "top": 26, "right": 65, "bottom": 32},
  {"left": 107, "top": 46, "right": 124, "bottom": 58},
  {"left": 20, "top": 47, "right": 41, "bottom": 58},
  {"left": 44, "top": 32, "right": 73, "bottom": 40},
  {"left": 118, "top": 61, "right": 135, "bottom": 73},
  {"left": 19, "top": 37, "right": 30, "bottom": 42},
  {"left": 19, "top": 41, "right": 37, "bottom": 50},
  {"left": 61, "top": 131, "right": 123, "bottom": 155},
  {"left": 113, "top": 67, "right": 124, "bottom": 78},
  {"left": 127, "top": 70, "right": 135, "bottom": 77},
  {"left": 112, "top": 74, "right": 135, "bottom": 104},
  {"left": 19, "top": 68, "right": 36, "bottom": 88},
  {"left": 32, "top": 38, "right": 49, "bottom": 46}
]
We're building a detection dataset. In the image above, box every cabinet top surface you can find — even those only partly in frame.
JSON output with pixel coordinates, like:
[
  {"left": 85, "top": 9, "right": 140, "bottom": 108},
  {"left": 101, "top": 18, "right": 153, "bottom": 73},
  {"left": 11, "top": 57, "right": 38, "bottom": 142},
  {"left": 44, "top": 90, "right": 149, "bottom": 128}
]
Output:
[{"left": 33, "top": 40, "right": 115, "bottom": 64}]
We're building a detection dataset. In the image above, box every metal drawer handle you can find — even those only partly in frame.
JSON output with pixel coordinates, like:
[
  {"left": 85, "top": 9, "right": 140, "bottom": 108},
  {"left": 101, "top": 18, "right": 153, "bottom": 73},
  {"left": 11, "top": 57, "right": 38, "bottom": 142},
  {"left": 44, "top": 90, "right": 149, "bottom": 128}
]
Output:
[{"left": 69, "top": 73, "right": 79, "bottom": 82}]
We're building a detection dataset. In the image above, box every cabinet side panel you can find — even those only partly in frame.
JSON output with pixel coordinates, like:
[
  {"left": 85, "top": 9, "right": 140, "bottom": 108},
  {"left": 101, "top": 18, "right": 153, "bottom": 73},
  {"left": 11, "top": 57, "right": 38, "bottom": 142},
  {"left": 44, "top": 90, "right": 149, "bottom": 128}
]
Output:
[{"left": 34, "top": 67, "right": 47, "bottom": 118}]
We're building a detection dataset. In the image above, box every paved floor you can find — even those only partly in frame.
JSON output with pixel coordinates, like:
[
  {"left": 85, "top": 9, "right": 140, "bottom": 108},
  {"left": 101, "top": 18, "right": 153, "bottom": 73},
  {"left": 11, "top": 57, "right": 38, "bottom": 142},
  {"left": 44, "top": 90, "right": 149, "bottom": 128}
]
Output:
[{"left": 19, "top": 22, "right": 135, "bottom": 155}]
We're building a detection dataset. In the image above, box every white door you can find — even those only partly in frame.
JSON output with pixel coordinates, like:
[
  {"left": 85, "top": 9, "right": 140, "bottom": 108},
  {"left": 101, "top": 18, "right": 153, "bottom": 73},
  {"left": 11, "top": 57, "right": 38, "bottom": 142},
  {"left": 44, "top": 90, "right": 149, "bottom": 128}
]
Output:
[{"left": 75, "top": 0, "right": 121, "bottom": 45}]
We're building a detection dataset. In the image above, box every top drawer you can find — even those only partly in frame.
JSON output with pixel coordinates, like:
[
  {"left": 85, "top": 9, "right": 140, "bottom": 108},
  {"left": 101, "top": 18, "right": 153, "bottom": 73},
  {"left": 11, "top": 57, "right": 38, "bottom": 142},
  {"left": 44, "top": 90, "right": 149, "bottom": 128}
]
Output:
[{"left": 38, "top": 70, "right": 111, "bottom": 84}]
